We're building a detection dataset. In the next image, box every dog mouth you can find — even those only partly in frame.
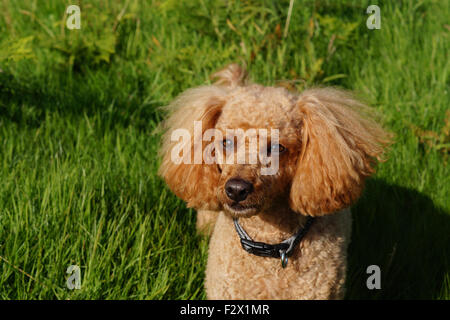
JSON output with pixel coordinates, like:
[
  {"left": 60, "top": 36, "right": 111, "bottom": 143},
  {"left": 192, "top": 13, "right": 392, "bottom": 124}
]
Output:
[{"left": 224, "top": 202, "right": 259, "bottom": 217}]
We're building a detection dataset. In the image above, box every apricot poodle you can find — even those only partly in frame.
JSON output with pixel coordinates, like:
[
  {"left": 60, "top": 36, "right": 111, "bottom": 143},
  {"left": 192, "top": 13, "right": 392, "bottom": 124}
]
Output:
[{"left": 159, "top": 64, "right": 389, "bottom": 299}]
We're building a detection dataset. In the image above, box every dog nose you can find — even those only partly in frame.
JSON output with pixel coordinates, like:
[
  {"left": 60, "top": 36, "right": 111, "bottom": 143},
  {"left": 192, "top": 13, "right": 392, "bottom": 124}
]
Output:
[{"left": 225, "top": 178, "right": 254, "bottom": 202}]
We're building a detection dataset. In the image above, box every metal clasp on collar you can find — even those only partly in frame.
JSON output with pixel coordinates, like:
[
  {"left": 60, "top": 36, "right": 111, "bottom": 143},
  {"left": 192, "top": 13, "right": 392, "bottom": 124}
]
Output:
[
  {"left": 233, "top": 217, "right": 315, "bottom": 269},
  {"left": 280, "top": 250, "right": 288, "bottom": 268}
]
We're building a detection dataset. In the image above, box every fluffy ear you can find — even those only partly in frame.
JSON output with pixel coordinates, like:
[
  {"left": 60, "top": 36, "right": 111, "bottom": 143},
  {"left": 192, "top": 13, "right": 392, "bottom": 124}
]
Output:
[
  {"left": 158, "top": 86, "right": 226, "bottom": 210},
  {"left": 289, "top": 88, "right": 391, "bottom": 216}
]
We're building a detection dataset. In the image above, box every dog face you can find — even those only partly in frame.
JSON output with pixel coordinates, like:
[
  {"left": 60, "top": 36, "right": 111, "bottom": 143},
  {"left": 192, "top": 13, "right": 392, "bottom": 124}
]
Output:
[
  {"left": 159, "top": 64, "right": 389, "bottom": 217},
  {"left": 214, "top": 86, "right": 301, "bottom": 217}
]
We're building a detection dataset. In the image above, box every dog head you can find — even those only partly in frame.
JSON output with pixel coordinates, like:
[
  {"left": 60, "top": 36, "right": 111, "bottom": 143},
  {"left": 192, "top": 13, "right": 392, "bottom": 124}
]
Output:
[{"left": 159, "top": 64, "right": 390, "bottom": 217}]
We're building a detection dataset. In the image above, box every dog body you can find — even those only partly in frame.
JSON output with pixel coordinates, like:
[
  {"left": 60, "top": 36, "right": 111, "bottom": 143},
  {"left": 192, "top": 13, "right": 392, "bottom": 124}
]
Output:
[
  {"left": 159, "top": 64, "right": 388, "bottom": 299},
  {"left": 206, "top": 209, "right": 351, "bottom": 299}
]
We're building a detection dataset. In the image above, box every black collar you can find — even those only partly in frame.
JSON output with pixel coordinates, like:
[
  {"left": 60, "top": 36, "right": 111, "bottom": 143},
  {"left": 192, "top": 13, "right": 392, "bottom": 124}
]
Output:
[{"left": 233, "top": 216, "right": 315, "bottom": 268}]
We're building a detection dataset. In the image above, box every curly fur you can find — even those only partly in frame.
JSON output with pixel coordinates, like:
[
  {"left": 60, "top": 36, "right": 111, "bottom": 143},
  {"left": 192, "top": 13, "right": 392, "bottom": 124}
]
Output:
[{"left": 158, "top": 64, "right": 390, "bottom": 299}]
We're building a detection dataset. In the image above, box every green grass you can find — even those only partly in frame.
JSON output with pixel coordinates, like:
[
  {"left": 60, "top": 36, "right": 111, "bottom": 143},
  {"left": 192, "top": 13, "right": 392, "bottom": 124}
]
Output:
[{"left": 0, "top": 0, "right": 448, "bottom": 299}]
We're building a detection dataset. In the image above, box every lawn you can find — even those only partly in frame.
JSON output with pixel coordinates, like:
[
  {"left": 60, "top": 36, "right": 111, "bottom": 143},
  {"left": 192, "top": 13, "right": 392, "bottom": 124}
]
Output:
[{"left": 0, "top": 0, "right": 448, "bottom": 299}]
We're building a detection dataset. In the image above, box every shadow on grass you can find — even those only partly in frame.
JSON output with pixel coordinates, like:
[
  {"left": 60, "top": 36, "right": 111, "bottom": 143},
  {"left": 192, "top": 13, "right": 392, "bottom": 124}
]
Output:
[
  {"left": 0, "top": 70, "right": 163, "bottom": 130},
  {"left": 346, "top": 178, "right": 450, "bottom": 299}
]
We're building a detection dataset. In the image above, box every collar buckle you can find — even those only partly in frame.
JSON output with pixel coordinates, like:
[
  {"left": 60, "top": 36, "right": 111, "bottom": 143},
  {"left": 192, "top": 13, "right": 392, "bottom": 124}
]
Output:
[{"left": 233, "top": 216, "right": 315, "bottom": 267}]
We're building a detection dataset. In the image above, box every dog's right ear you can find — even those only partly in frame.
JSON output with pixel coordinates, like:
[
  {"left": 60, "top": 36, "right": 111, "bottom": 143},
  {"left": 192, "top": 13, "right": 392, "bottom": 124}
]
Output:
[
  {"left": 158, "top": 86, "right": 226, "bottom": 210},
  {"left": 289, "top": 88, "right": 391, "bottom": 216}
]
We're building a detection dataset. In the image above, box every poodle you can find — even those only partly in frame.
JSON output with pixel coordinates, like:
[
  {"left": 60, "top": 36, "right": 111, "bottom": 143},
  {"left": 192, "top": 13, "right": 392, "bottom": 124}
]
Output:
[{"left": 158, "top": 64, "right": 389, "bottom": 299}]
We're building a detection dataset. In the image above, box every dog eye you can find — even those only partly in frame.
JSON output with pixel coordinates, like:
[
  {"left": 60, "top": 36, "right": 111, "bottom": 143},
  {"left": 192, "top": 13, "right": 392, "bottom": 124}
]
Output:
[
  {"left": 268, "top": 144, "right": 286, "bottom": 155},
  {"left": 223, "top": 139, "right": 234, "bottom": 150}
]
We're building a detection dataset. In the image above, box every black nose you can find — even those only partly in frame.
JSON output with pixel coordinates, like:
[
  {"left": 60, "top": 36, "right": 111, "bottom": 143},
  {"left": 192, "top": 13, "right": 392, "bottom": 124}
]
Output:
[{"left": 225, "top": 178, "right": 254, "bottom": 202}]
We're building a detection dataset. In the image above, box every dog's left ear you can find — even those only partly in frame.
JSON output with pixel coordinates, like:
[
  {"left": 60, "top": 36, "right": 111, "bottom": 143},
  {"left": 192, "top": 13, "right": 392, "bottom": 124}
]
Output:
[
  {"left": 158, "top": 86, "right": 226, "bottom": 210},
  {"left": 289, "top": 88, "right": 391, "bottom": 216}
]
